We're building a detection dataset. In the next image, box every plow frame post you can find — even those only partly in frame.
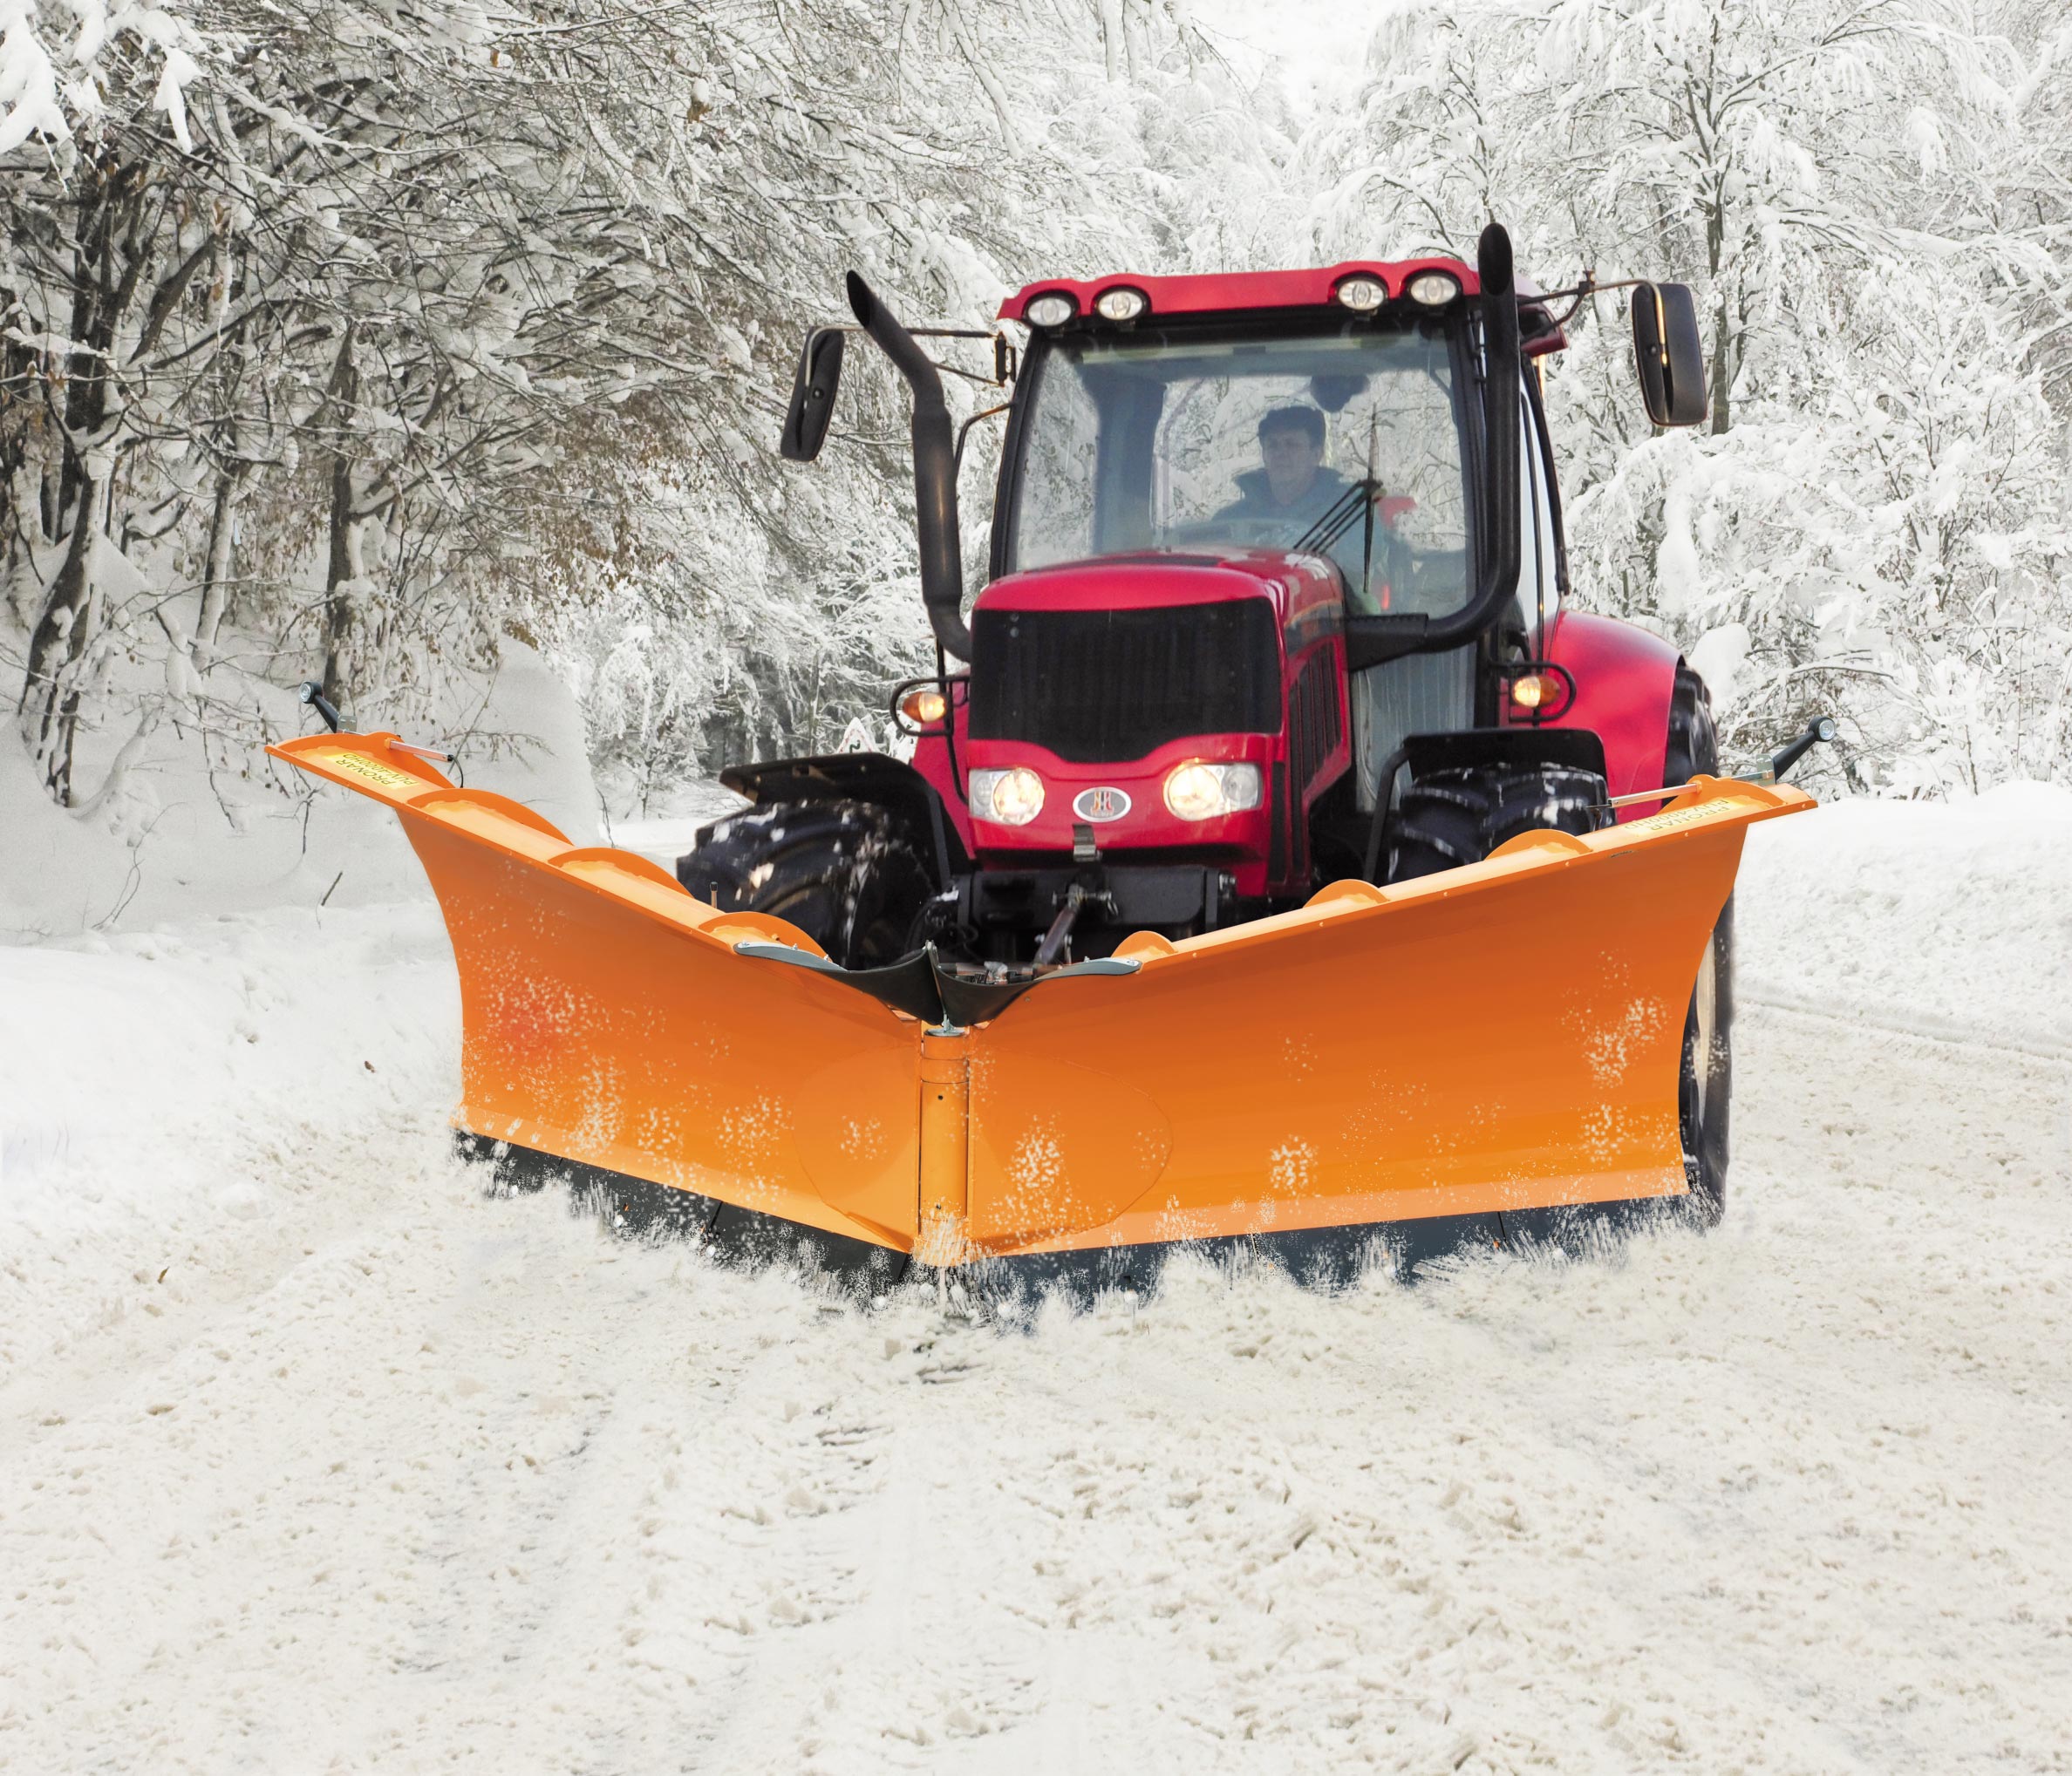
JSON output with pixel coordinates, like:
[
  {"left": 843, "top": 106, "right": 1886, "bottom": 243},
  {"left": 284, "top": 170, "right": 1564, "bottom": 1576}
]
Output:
[{"left": 917, "top": 1026, "right": 972, "bottom": 1264}]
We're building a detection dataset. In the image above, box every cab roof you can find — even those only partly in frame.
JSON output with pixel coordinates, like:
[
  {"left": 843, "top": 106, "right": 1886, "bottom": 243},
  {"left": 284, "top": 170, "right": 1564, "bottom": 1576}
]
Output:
[{"left": 997, "top": 258, "right": 1568, "bottom": 356}]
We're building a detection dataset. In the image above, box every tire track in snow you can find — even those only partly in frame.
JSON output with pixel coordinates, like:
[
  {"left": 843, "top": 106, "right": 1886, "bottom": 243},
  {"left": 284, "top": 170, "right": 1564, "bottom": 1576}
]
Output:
[{"left": 3, "top": 979, "right": 2069, "bottom": 1771}]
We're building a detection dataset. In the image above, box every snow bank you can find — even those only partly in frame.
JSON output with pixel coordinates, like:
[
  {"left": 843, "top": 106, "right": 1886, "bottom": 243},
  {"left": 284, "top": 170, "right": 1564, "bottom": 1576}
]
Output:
[
  {"left": 0, "top": 644, "right": 603, "bottom": 940},
  {"left": 0, "top": 903, "right": 461, "bottom": 1408},
  {"left": 1738, "top": 779, "right": 2072, "bottom": 1052}
]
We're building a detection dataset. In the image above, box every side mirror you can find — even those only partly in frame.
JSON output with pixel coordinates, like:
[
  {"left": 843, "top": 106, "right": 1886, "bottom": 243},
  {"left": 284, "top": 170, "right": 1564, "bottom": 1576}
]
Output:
[
  {"left": 779, "top": 327, "right": 845, "bottom": 462},
  {"left": 1631, "top": 282, "right": 1707, "bottom": 428}
]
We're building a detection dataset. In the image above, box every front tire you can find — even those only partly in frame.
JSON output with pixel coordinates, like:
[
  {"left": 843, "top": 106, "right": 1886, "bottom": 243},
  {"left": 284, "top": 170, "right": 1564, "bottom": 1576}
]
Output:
[
  {"left": 676, "top": 799, "right": 934, "bottom": 969},
  {"left": 1387, "top": 760, "right": 1606, "bottom": 882},
  {"left": 1666, "top": 664, "right": 1734, "bottom": 1221}
]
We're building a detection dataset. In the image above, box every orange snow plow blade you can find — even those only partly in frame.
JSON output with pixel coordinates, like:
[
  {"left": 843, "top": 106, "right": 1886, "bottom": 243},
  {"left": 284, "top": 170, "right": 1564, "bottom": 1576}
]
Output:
[
  {"left": 271, "top": 731, "right": 1812, "bottom": 1283},
  {"left": 269, "top": 732, "right": 925, "bottom": 1274}
]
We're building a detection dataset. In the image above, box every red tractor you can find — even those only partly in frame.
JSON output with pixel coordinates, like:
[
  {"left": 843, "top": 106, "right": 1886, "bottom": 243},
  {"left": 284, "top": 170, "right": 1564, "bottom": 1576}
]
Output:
[{"left": 679, "top": 226, "right": 1742, "bottom": 1213}]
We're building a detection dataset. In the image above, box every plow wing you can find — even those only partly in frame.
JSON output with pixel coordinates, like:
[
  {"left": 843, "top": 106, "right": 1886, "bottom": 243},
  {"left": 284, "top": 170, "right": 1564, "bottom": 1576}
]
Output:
[{"left": 271, "top": 731, "right": 1811, "bottom": 1282}]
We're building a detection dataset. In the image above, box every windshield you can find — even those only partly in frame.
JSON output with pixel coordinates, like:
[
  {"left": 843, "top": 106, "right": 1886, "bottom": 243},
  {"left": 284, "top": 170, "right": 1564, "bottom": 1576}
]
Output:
[{"left": 1002, "top": 317, "right": 1471, "bottom": 616}]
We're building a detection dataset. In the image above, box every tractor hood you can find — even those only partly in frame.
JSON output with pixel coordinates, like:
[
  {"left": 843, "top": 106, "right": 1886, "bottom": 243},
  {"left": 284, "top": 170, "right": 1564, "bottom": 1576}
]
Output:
[
  {"left": 974, "top": 548, "right": 1341, "bottom": 628},
  {"left": 960, "top": 551, "right": 1344, "bottom": 868}
]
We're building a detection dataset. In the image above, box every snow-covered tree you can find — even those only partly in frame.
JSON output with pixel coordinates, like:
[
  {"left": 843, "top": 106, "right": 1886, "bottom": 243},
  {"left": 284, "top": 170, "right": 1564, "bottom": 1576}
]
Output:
[
  {"left": 1304, "top": 0, "right": 2072, "bottom": 793},
  {"left": 8, "top": 0, "right": 2063, "bottom": 818}
]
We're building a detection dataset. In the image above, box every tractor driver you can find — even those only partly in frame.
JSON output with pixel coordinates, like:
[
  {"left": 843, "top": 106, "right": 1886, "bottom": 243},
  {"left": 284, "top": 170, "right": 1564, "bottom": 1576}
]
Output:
[
  {"left": 1217, "top": 405, "right": 1399, "bottom": 607},
  {"left": 1217, "top": 406, "right": 1351, "bottom": 534}
]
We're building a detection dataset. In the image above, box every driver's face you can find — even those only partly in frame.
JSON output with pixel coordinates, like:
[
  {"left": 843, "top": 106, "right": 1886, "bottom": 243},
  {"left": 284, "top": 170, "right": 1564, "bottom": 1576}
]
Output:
[{"left": 1261, "top": 427, "right": 1324, "bottom": 505}]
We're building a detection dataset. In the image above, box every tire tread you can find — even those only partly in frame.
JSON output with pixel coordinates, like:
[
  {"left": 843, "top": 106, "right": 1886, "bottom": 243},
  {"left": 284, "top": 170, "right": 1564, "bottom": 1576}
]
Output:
[{"left": 677, "top": 799, "right": 931, "bottom": 968}]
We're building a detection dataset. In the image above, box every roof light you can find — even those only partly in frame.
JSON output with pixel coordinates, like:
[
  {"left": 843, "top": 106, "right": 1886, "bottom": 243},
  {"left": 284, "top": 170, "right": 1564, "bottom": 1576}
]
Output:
[
  {"left": 1407, "top": 270, "right": 1462, "bottom": 308},
  {"left": 1094, "top": 287, "right": 1148, "bottom": 323},
  {"left": 1024, "top": 292, "right": 1074, "bottom": 329},
  {"left": 1334, "top": 275, "right": 1386, "bottom": 313}
]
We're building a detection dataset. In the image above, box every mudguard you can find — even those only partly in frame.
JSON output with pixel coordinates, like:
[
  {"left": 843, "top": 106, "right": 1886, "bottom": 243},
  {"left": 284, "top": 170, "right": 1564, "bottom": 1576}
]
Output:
[
  {"left": 270, "top": 731, "right": 1811, "bottom": 1276},
  {"left": 1544, "top": 609, "right": 1679, "bottom": 813}
]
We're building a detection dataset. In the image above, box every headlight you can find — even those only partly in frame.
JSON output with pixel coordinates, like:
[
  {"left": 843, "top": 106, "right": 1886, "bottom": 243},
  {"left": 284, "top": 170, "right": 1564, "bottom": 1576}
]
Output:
[
  {"left": 1407, "top": 270, "right": 1462, "bottom": 308},
  {"left": 1024, "top": 292, "right": 1074, "bottom": 329},
  {"left": 1163, "top": 761, "right": 1262, "bottom": 821},
  {"left": 970, "top": 766, "right": 1045, "bottom": 826},
  {"left": 1094, "top": 287, "right": 1148, "bottom": 323},
  {"left": 1334, "top": 275, "right": 1386, "bottom": 312}
]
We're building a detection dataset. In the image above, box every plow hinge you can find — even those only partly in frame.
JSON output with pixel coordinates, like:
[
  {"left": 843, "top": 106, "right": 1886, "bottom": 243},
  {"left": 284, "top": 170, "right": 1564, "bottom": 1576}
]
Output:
[{"left": 917, "top": 1027, "right": 971, "bottom": 1264}]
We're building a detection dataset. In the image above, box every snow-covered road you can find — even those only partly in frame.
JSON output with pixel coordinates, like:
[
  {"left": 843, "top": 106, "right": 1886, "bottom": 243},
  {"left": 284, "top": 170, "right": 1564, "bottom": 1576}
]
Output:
[{"left": 3, "top": 793, "right": 2069, "bottom": 1773}]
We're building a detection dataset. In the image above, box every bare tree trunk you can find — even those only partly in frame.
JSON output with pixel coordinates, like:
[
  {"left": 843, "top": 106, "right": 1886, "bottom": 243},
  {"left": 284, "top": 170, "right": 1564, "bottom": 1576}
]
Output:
[
  {"left": 1705, "top": 185, "right": 1733, "bottom": 435},
  {"left": 320, "top": 455, "right": 356, "bottom": 710},
  {"left": 20, "top": 473, "right": 103, "bottom": 805},
  {"left": 194, "top": 460, "right": 242, "bottom": 655},
  {"left": 319, "top": 333, "right": 360, "bottom": 710},
  {"left": 1710, "top": 288, "right": 1734, "bottom": 435},
  {"left": 17, "top": 150, "right": 148, "bottom": 803}
]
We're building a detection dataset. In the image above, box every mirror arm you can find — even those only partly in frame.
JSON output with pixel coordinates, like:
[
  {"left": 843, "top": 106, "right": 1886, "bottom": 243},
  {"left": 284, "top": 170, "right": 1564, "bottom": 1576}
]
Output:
[
  {"left": 1767, "top": 715, "right": 1838, "bottom": 781},
  {"left": 814, "top": 323, "right": 1012, "bottom": 379},
  {"left": 953, "top": 401, "right": 1012, "bottom": 480},
  {"left": 1532, "top": 273, "right": 1649, "bottom": 330},
  {"left": 935, "top": 359, "right": 1005, "bottom": 388}
]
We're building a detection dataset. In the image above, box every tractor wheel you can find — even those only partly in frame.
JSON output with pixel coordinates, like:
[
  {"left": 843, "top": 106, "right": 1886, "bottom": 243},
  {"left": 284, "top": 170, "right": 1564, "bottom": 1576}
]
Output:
[
  {"left": 1387, "top": 761, "right": 1605, "bottom": 883},
  {"left": 676, "top": 799, "right": 935, "bottom": 970},
  {"left": 1665, "top": 664, "right": 1734, "bottom": 1222}
]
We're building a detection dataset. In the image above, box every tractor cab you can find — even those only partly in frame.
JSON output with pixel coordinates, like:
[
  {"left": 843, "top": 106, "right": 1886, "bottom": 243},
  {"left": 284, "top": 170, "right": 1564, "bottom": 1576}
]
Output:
[
  {"left": 691, "top": 226, "right": 1716, "bottom": 975},
  {"left": 993, "top": 279, "right": 1475, "bottom": 617}
]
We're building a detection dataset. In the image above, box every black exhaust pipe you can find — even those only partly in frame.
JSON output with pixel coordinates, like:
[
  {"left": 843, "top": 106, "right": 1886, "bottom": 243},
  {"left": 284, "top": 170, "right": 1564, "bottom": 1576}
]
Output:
[
  {"left": 845, "top": 271, "right": 971, "bottom": 663},
  {"left": 1449, "top": 221, "right": 1524, "bottom": 644}
]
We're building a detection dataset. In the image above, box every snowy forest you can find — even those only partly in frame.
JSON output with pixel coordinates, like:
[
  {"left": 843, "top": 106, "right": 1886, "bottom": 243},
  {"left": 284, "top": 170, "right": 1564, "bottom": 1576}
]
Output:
[
  {"left": 5, "top": 0, "right": 2070, "bottom": 827},
  {"left": 10, "top": 8, "right": 2072, "bottom": 1763}
]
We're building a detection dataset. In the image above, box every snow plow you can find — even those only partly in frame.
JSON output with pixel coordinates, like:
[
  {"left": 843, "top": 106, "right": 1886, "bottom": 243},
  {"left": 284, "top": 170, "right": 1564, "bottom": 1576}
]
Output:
[{"left": 274, "top": 222, "right": 1823, "bottom": 1290}]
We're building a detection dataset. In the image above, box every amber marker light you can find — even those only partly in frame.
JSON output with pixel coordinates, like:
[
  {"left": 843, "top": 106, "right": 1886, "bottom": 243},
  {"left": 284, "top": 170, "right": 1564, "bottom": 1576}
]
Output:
[
  {"left": 1505, "top": 666, "right": 1576, "bottom": 721},
  {"left": 900, "top": 688, "right": 948, "bottom": 725}
]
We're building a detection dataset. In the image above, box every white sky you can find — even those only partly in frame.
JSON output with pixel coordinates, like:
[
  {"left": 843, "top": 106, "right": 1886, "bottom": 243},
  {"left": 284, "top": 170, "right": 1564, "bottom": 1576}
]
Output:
[{"left": 1187, "top": 0, "right": 1376, "bottom": 114}]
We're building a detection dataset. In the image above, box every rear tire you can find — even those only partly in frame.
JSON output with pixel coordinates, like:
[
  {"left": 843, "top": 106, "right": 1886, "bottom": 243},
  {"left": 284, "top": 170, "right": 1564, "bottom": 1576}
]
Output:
[
  {"left": 1387, "top": 761, "right": 1606, "bottom": 883},
  {"left": 1666, "top": 665, "right": 1734, "bottom": 1222},
  {"left": 676, "top": 799, "right": 934, "bottom": 970}
]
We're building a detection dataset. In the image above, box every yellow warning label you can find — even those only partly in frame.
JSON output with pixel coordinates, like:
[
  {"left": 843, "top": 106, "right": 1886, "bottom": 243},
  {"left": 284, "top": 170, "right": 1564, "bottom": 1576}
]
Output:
[
  {"left": 1628, "top": 799, "right": 1739, "bottom": 836},
  {"left": 321, "top": 749, "right": 419, "bottom": 793}
]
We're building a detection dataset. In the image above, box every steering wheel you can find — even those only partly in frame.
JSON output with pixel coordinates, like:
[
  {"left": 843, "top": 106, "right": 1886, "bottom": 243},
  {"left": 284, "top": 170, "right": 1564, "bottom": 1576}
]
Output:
[{"left": 1161, "top": 517, "right": 1292, "bottom": 548}]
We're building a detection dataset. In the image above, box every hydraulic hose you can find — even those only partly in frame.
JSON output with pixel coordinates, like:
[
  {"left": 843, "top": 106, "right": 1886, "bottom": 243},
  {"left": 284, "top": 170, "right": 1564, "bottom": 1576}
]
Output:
[
  {"left": 1345, "top": 221, "right": 1523, "bottom": 670},
  {"left": 846, "top": 271, "right": 971, "bottom": 663}
]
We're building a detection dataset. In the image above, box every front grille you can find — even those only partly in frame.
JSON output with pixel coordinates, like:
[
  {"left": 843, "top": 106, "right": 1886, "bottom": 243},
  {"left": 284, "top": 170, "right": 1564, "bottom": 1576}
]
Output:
[
  {"left": 1287, "top": 647, "right": 1343, "bottom": 796},
  {"left": 969, "top": 602, "right": 1280, "bottom": 764}
]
